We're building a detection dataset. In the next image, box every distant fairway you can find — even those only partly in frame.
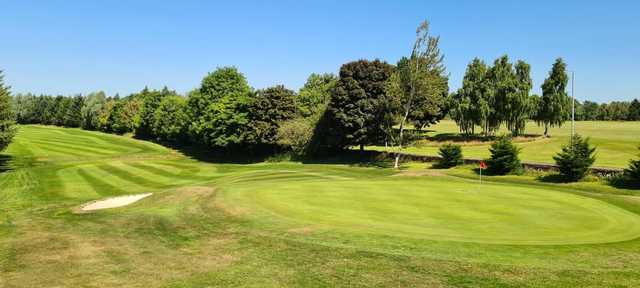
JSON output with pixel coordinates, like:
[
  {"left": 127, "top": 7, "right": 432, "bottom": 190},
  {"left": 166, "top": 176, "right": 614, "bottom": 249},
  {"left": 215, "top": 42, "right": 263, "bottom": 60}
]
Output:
[
  {"left": 368, "top": 120, "right": 640, "bottom": 168},
  {"left": 3, "top": 125, "right": 640, "bottom": 287}
]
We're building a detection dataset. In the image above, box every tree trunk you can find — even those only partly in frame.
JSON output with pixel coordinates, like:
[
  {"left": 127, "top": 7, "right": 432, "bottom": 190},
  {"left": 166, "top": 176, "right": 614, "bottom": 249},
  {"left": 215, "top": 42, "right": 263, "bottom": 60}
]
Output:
[
  {"left": 394, "top": 110, "right": 410, "bottom": 169},
  {"left": 359, "top": 143, "right": 364, "bottom": 151},
  {"left": 544, "top": 123, "right": 549, "bottom": 137}
]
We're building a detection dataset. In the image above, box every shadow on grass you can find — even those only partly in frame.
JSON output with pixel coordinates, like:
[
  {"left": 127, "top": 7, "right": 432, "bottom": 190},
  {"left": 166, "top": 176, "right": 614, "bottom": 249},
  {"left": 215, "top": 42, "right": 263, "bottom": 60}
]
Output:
[
  {"left": 302, "top": 150, "right": 394, "bottom": 168},
  {"left": 608, "top": 174, "right": 640, "bottom": 190},
  {"left": 166, "top": 142, "right": 276, "bottom": 164},
  {"left": 537, "top": 174, "right": 569, "bottom": 183},
  {"left": 0, "top": 155, "right": 12, "bottom": 174},
  {"left": 412, "top": 133, "right": 541, "bottom": 144}
]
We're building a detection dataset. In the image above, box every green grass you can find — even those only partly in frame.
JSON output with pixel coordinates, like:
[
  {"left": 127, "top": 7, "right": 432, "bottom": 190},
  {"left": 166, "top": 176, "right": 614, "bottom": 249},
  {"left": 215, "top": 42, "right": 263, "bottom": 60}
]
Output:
[
  {"left": 2, "top": 125, "right": 640, "bottom": 287},
  {"left": 367, "top": 120, "right": 640, "bottom": 168}
]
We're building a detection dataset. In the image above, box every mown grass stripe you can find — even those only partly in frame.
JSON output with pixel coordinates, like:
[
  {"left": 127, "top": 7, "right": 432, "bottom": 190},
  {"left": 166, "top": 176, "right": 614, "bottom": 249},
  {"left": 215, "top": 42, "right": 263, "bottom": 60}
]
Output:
[
  {"left": 95, "top": 163, "right": 168, "bottom": 189},
  {"left": 76, "top": 168, "right": 127, "bottom": 197},
  {"left": 123, "top": 162, "right": 214, "bottom": 181},
  {"left": 30, "top": 140, "right": 115, "bottom": 156},
  {"left": 31, "top": 144, "right": 95, "bottom": 158}
]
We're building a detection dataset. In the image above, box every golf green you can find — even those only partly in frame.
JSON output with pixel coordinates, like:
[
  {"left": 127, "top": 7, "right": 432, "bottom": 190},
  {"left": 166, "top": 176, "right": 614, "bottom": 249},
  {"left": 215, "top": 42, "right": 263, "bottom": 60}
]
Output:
[{"left": 220, "top": 174, "right": 640, "bottom": 245}]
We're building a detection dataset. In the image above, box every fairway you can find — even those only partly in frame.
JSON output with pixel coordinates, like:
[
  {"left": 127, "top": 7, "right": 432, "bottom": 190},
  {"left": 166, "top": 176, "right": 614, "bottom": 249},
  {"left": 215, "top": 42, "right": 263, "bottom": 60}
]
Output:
[
  {"left": 219, "top": 176, "right": 640, "bottom": 245},
  {"left": 368, "top": 120, "right": 640, "bottom": 168},
  {"left": 3, "top": 125, "right": 640, "bottom": 287}
]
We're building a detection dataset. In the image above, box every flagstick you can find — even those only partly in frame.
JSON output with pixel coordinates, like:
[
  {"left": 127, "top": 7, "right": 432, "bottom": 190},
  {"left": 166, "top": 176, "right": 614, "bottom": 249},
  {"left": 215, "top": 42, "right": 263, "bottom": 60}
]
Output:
[{"left": 480, "top": 167, "right": 482, "bottom": 184}]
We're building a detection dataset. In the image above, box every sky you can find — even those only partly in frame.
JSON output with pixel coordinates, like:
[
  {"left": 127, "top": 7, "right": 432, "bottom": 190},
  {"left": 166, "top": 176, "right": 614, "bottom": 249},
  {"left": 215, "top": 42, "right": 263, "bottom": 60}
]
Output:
[{"left": 1, "top": 0, "right": 639, "bottom": 103}]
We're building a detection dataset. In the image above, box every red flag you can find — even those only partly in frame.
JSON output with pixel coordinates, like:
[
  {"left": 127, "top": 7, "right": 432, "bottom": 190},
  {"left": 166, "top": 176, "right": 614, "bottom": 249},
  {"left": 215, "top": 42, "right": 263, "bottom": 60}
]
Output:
[{"left": 479, "top": 161, "right": 487, "bottom": 169}]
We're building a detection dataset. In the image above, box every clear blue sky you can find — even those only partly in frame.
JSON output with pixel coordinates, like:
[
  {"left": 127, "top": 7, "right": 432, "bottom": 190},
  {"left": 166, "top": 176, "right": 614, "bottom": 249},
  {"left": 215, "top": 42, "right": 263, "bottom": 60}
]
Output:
[{"left": 2, "top": 0, "right": 639, "bottom": 102}]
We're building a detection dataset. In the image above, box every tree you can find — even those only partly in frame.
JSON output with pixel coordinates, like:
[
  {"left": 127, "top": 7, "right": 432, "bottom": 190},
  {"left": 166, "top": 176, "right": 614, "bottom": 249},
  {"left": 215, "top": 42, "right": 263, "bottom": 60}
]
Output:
[
  {"left": 535, "top": 58, "right": 570, "bottom": 137},
  {"left": 248, "top": 85, "right": 297, "bottom": 146},
  {"left": 277, "top": 117, "right": 316, "bottom": 157},
  {"left": 12, "top": 93, "right": 37, "bottom": 124},
  {"left": 486, "top": 56, "right": 515, "bottom": 135},
  {"left": 553, "top": 134, "right": 596, "bottom": 181},
  {"left": 63, "top": 95, "right": 84, "bottom": 127},
  {"left": 485, "top": 136, "right": 522, "bottom": 175},
  {"left": 625, "top": 146, "right": 640, "bottom": 183},
  {"left": 582, "top": 101, "right": 599, "bottom": 121},
  {"left": 385, "top": 20, "right": 448, "bottom": 168},
  {"left": 81, "top": 91, "right": 106, "bottom": 130},
  {"left": 0, "top": 71, "right": 17, "bottom": 152},
  {"left": 507, "top": 60, "right": 533, "bottom": 136},
  {"left": 152, "top": 96, "right": 189, "bottom": 143},
  {"left": 297, "top": 73, "right": 337, "bottom": 118},
  {"left": 135, "top": 87, "right": 177, "bottom": 138},
  {"left": 450, "top": 58, "right": 490, "bottom": 135},
  {"left": 97, "top": 99, "right": 117, "bottom": 132},
  {"left": 187, "top": 67, "right": 252, "bottom": 148},
  {"left": 436, "top": 143, "right": 463, "bottom": 168},
  {"left": 319, "top": 59, "right": 393, "bottom": 151},
  {"left": 107, "top": 97, "right": 141, "bottom": 134},
  {"left": 37, "top": 96, "right": 56, "bottom": 125},
  {"left": 629, "top": 99, "right": 640, "bottom": 121},
  {"left": 52, "top": 96, "right": 71, "bottom": 126},
  {"left": 449, "top": 90, "right": 474, "bottom": 135}
]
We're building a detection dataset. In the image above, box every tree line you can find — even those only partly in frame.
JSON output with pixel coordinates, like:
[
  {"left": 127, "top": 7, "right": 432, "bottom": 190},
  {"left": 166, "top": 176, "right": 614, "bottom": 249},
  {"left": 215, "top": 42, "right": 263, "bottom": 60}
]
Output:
[
  {"left": 2, "top": 20, "right": 639, "bottom": 160},
  {"left": 10, "top": 69, "right": 337, "bottom": 155},
  {"left": 449, "top": 57, "right": 640, "bottom": 138}
]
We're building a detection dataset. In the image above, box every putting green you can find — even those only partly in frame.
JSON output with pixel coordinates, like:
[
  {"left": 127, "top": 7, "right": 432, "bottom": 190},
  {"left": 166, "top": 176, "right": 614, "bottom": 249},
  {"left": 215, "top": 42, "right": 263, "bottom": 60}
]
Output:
[{"left": 220, "top": 173, "right": 640, "bottom": 245}]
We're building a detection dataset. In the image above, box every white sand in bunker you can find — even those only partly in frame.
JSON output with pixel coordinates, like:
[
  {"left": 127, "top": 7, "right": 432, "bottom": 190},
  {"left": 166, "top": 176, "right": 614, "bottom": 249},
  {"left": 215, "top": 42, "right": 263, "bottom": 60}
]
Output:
[{"left": 81, "top": 193, "right": 153, "bottom": 211}]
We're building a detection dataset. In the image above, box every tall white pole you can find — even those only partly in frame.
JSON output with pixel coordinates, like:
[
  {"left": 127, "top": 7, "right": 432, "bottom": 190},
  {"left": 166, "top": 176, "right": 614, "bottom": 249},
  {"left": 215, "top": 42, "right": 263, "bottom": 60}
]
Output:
[{"left": 571, "top": 71, "right": 575, "bottom": 139}]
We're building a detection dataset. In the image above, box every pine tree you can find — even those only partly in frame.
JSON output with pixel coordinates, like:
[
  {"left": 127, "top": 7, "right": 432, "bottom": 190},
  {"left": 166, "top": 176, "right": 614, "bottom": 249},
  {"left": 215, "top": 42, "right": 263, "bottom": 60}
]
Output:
[
  {"left": 553, "top": 134, "right": 596, "bottom": 181},
  {"left": 625, "top": 146, "right": 640, "bottom": 183},
  {"left": 485, "top": 136, "right": 522, "bottom": 175},
  {"left": 0, "top": 71, "right": 17, "bottom": 152},
  {"left": 436, "top": 143, "right": 463, "bottom": 168}
]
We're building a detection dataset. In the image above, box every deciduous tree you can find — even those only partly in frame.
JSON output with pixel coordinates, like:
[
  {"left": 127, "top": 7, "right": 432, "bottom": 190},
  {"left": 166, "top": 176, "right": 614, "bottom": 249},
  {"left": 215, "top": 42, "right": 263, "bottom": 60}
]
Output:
[
  {"left": 385, "top": 20, "right": 448, "bottom": 168},
  {"left": 297, "top": 73, "right": 337, "bottom": 118},
  {"left": 319, "top": 59, "right": 393, "bottom": 151},
  {"left": 535, "top": 58, "right": 570, "bottom": 137},
  {"left": 248, "top": 85, "right": 297, "bottom": 146},
  {"left": 152, "top": 96, "right": 189, "bottom": 142},
  {"left": 188, "top": 67, "right": 252, "bottom": 148}
]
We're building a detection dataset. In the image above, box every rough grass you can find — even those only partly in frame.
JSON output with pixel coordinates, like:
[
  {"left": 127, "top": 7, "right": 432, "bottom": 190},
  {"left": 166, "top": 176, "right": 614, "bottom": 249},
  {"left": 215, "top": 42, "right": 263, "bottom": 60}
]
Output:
[
  {"left": 367, "top": 120, "right": 640, "bottom": 168},
  {"left": 1, "top": 125, "right": 640, "bottom": 287}
]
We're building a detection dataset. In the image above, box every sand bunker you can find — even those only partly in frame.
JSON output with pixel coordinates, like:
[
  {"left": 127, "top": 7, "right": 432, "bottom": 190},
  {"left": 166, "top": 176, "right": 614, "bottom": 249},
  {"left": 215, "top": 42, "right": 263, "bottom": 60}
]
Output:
[{"left": 81, "top": 193, "right": 152, "bottom": 211}]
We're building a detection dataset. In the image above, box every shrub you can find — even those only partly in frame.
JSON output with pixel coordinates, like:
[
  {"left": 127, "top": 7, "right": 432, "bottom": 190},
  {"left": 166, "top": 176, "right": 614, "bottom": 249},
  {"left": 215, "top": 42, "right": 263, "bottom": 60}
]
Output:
[
  {"left": 553, "top": 134, "right": 596, "bottom": 182},
  {"left": 625, "top": 146, "right": 640, "bottom": 183},
  {"left": 436, "top": 143, "right": 463, "bottom": 168},
  {"left": 485, "top": 136, "right": 522, "bottom": 175}
]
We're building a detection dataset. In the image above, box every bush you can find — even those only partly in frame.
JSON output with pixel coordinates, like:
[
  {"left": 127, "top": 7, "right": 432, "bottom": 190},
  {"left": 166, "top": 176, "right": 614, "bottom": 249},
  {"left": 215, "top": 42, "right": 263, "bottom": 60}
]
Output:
[
  {"left": 485, "top": 136, "right": 522, "bottom": 175},
  {"left": 436, "top": 143, "right": 463, "bottom": 168},
  {"left": 625, "top": 146, "right": 640, "bottom": 183},
  {"left": 553, "top": 134, "right": 596, "bottom": 182}
]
